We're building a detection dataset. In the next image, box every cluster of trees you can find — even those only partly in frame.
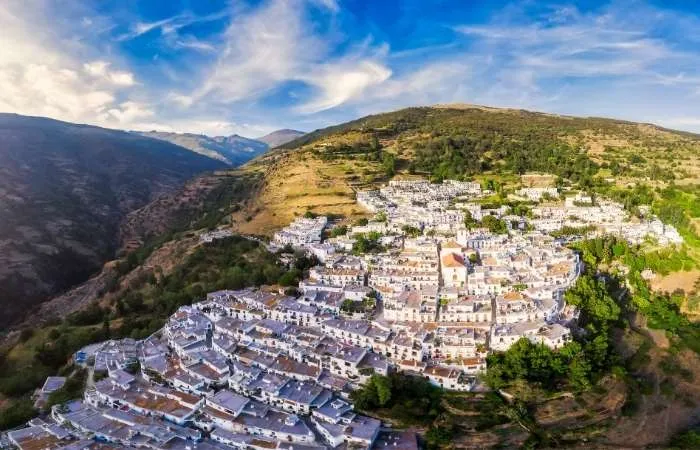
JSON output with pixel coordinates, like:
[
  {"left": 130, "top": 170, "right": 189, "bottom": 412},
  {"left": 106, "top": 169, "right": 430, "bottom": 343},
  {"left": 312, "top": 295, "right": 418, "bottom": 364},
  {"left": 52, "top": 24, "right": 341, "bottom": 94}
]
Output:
[
  {"left": 352, "top": 232, "right": 384, "bottom": 255},
  {"left": 656, "top": 185, "right": 700, "bottom": 246},
  {"left": 45, "top": 368, "right": 87, "bottom": 409},
  {"left": 463, "top": 210, "right": 509, "bottom": 234},
  {"left": 486, "top": 240, "right": 630, "bottom": 393},
  {"left": 485, "top": 339, "right": 594, "bottom": 391},
  {"left": 312, "top": 135, "right": 397, "bottom": 179},
  {"left": 550, "top": 225, "right": 596, "bottom": 238},
  {"left": 408, "top": 128, "right": 598, "bottom": 185},
  {"left": 481, "top": 215, "right": 508, "bottom": 234},
  {"left": 351, "top": 374, "right": 444, "bottom": 426},
  {"left": 401, "top": 225, "right": 421, "bottom": 237},
  {"left": 329, "top": 225, "right": 348, "bottom": 237},
  {"left": 670, "top": 427, "right": 700, "bottom": 449},
  {"left": 340, "top": 297, "right": 376, "bottom": 314},
  {"left": 0, "top": 398, "right": 36, "bottom": 430},
  {"left": 572, "top": 236, "right": 696, "bottom": 334}
]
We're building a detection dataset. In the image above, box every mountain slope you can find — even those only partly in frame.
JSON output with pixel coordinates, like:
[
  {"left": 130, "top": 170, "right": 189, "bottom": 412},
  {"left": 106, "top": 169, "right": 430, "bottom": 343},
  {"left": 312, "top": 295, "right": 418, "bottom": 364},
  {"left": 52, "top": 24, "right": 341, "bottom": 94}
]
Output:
[
  {"left": 0, "top": 114, "right": 226, "bottom": 327},
  {"left": 232, "top": 106, "right": 700, "bottom": 238},
  {"left": 256, "top": 129, "right": 305, "bottom": 148},
  {"left": 138, "top": 131, "right": 269, "bottom": 165}
]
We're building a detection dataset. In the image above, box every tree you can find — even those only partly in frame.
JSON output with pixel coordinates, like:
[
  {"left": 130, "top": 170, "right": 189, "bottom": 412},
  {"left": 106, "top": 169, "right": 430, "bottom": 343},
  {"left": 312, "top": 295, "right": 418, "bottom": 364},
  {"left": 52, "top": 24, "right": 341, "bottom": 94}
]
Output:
[
  {"left": 401, "top": 225, "right": 421, "bottom": 238},
  {"left": 463, "top": 210, "right": 478, "bottom": 229},
  {"left": 352, "top": 233, "right": 382, "bottom": 255},
  {"left": 354, "top": 218, "right": 369, "bottom": 226},
  {"left": 374, "top": 375, "right": 392, "bottom": 406},
  {"left": 481, "top": 215, "right": 508, "bottom": 234},
  {"left": 382, "top": 152, "right": 396, "bottom": 177},
  {"left": 370, "top": 135, "right": 381, "bottom": 153},
  {"left": 330, "top": 225, "right": 348, "bottom": 237},
  {"left": 278, "top": 269, "right": 302, "bottom": 286},
  {"left": 564, "top": 274, "right": 621, "bottom": 327}
]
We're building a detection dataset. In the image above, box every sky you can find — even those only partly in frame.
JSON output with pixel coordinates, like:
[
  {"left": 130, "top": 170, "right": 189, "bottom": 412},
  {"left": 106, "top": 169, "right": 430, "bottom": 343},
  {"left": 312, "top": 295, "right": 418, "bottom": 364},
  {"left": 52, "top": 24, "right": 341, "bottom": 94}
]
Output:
[{"left": 1, "top": 0, "right": 700, "bottom": 137}]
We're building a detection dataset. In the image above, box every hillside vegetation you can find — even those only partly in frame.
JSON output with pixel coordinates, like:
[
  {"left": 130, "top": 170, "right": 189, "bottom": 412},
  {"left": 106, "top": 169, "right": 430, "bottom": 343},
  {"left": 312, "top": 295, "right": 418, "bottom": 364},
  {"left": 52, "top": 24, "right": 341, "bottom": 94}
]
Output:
[{"left": 237, "top": 107, "right": 700, "bottom": 249}]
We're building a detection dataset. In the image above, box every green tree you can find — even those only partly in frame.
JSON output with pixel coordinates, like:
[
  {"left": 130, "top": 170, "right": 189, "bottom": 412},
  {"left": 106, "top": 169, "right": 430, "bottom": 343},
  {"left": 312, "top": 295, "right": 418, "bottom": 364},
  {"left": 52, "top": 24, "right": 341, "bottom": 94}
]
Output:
[
  {"left": 382, "top": 152, "right": 396, "bottom": 177},
  {"left": 481, "top": 215, "right": 508, "bottom": 234},
  {"left": 374, "top": 375, "right": 393, "bottom": 406}
]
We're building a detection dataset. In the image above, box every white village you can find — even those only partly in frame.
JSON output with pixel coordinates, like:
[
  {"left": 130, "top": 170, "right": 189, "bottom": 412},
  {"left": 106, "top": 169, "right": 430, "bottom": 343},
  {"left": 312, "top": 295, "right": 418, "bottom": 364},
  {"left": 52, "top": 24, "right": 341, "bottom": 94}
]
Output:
[{"left": 6, "top": 177, "right": 683, "bottom": 450}]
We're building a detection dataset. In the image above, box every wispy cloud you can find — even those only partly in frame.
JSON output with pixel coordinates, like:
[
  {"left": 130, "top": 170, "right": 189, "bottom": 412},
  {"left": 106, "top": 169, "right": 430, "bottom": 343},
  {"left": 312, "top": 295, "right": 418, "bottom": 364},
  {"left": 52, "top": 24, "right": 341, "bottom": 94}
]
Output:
[
  {"left": 116, "top": 9, "right": 228, "bottom": 41},
  {"left": 296, "top": 61, "right": 392, "bottom": 114},
  {"left": 182, "top": 0, "right": 390, "bottom": 115}
]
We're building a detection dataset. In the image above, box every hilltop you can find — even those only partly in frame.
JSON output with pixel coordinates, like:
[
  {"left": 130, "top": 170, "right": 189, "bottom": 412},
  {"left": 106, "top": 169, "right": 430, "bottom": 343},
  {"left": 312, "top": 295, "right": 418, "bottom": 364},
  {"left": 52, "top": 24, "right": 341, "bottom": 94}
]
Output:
[
  {"left": 231, "top": 106, "right": 700, "bottom": 241},
  {"left": 256, "top": 129, "right": 305, "bottom": 148}
]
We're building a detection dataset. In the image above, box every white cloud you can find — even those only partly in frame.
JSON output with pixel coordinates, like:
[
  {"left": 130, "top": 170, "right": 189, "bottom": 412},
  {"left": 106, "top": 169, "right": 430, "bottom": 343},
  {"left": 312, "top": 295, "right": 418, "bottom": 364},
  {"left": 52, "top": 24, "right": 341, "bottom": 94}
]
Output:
[
  {"left": 127, "top": 118, "right": 276, "bottom": 137},
  {"left": 117, "top": 9, "right": 229, "bottom": 42},
  {"left": 83, "top": 60, "right": 136, "bottom": 86},
  {"left": 373, "top": 62, "right": 470, "bottom": 101},
  {"left": 297, "top": 61, "right": 392, "bottom": 113},
  {"left": 182, "top": 0, "right": 397, "bottom": 115},
  {"left": 3, "top": 0, "right": 700, "bottom": 138},
  {"left": 192, "top": 0, "right": 326, "bottom": 103},
  {"left": 108, "top": 70, "right": 135, "bottom": 86},
  {"left": 0, "top": 1, "right": 143, "bottom": 129},
  {"left": 102, "top": 101, "right": 154, "bottom": 124},
  {"left": 173, "top": 36, "right": 216, "bottom": 52},
  {"left": 444, "top": 1, "right": 700, "bottom": 123},
  {"left": 309, "top": 0, "right": 340, "bottom": 13},
  {"left": 454, "top": 19, "right": 673, "bottom": 79},
  {"left": 167, "top": 92, "right": 195, "bottom": 107},
  {"left": 83, "top": 60, "right": 109, "bottom": 77},
  {"left": 658, "top": 117, "right": 700, "bottom": 132}
]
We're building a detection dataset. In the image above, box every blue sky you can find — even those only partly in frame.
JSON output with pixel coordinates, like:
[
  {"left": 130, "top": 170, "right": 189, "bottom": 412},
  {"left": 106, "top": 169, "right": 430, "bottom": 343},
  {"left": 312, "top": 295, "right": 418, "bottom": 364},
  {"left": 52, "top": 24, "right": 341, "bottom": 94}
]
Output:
[{"left": 1, "top": 0, "right": 700, "bottom": 136}]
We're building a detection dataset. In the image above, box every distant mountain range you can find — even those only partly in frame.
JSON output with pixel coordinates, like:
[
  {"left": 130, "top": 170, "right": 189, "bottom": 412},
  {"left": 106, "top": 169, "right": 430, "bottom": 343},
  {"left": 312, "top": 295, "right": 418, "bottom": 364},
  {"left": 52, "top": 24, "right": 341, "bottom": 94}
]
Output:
[
  {"left": 137, "top": 129, "right": 305, "bottom": 165},
  {"left": 136, "top": 131, "right": 269, "bottom": 165},
  {"left": 0, "top": 114, "right": 229, "bottom": 327},
  {"left": 256, "top": 129, "right": 305, "bottom": 148}
]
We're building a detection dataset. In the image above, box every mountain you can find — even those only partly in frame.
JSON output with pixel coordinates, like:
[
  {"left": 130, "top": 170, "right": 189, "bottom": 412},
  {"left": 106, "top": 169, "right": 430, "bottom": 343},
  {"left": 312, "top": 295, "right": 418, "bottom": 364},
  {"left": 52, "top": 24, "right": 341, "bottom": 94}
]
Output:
[
  {"left": 0, "top": 114, "right": 226, "bottom": 327},
  {"left": 256, "top": 129, "right": 305, "bottom": 148},
  {"left": 138, "top": 131, "right": 269, "bottom": 165},
  {"left": 233, "top": 105, "right": 700, "bottom": 238}
]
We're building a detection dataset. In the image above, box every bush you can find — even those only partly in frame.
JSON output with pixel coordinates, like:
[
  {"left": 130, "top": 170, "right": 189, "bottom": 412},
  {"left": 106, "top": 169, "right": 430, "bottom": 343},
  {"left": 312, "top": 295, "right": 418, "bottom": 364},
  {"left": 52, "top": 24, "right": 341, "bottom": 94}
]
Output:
[
  {"left": 330, "top": 225, "right": 348, "bottom": 237},
  {"left": 351, "top": 373, "right": 444, "bottom": 426},
  {"left": 46, "top": 368, "right": 87, "bottom": 409},
  {"left": 0, "top": 398, "right": 37, "bottom": 430}
]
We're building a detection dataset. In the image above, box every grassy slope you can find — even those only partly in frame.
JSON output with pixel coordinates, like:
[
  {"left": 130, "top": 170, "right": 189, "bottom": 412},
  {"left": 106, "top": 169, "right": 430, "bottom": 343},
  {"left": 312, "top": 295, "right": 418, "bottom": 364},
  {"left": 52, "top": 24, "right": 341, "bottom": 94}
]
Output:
[{"left": 234, "top": 106, "right": 700, "bottom": 244}]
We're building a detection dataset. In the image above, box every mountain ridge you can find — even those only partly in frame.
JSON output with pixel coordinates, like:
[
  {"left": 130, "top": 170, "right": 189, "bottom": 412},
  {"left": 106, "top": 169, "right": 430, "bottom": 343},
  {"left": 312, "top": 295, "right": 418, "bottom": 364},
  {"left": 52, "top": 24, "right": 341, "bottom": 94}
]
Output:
[
  {"left": 0, "top": 113, "right": 227, "bottom": 327},
  {"left": 137, "top": 130, "right": 269, "bottom": 165},
  {"left": 256, "top": 129, "right": 305, "bottom": 148}
]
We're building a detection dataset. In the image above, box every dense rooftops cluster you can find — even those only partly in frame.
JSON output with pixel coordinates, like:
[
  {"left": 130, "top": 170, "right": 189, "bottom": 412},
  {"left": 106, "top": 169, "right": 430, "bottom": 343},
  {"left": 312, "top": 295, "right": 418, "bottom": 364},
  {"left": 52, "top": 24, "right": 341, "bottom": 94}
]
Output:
[{"left": 7, "top": 177, "right": 683, "bottom": 450}]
